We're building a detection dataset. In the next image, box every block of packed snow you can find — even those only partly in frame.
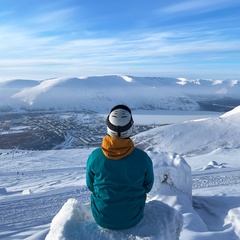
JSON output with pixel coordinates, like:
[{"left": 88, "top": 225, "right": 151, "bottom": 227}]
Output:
[
  {"left": 22, "top": 189, "right": 33, "bottom": 195},
  {"left": 45, "top": 198, "right": 183, "bottom": 240},
  {"left": 147, "top": 151, "right": 192, "bottom": 201}
]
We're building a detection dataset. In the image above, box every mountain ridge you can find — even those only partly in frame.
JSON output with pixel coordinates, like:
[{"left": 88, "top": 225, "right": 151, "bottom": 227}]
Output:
[{"left": 0, "top": 75, "right": 240, "bottom": 112}]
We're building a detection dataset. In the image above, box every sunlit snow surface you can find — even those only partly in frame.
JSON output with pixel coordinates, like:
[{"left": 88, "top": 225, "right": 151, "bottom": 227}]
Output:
[
  {"left": 0, "top": 106, "right": 240, "bottom": 239},
  {"left": 1, "top": 75, "right": 240, "bottom": 112}
]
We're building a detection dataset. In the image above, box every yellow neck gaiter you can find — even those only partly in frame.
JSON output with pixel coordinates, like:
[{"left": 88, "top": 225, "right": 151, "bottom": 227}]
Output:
[{"left": 101, "top": 136, "right": 135, "bottom": 160}]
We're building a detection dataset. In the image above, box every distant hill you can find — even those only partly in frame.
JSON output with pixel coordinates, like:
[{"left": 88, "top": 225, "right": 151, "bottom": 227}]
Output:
[
  {"left": 0, "top": 75, "right": 240, "bottom": 112},
  {"left": 132, "top": 105, "right": 240, "bottom": 156}
]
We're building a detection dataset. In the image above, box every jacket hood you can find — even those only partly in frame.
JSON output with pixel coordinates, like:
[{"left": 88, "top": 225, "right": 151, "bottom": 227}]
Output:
[{"left": 101, "top": 136, "right": 134, "bottom": 160}]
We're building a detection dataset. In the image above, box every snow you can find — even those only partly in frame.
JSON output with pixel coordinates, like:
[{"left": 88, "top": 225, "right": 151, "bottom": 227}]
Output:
[
  {"left": 120, "top": 75, "right": 135, "bottom": 83},
  {"left": 220, "top": 105, "right": 240, "bottom": 125},
  {"left": 132, "top": 107, "right": 240, "bottom": 156},
  {"left": 1, "top": 75, "right": 240, "bottom": 112},
  {"left": 45, "top": 197, "right": 182, "bottom": 240},
  {"left": 10, "top": 76, "right": 199, "bottom": 112},
  {"left": 212, "top": 80, "right": 223, "bottom": 85},
  {"left": 147, "top": 151, "right": 192, "bottom": 201},
  {"left": 1, "top": 106, "right": 240, "bottom": 239}
]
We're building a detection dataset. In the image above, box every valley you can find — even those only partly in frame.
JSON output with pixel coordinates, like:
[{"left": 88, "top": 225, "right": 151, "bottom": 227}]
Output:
[{"left": 0, "top": 111, "right": 158, "bottom": 150}]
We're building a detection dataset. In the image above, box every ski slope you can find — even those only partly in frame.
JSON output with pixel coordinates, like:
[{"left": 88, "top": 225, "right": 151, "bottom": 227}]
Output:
[
  {"left": 1, "top": 106, "right": 240, "bottom": 239},
  {"left": 0, "top": 149, "right": 240, "bottom": 240}
]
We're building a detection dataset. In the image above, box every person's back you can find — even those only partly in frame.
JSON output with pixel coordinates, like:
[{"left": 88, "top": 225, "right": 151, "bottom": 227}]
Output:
[{"left": 86, "top": 105, "right": 154, "bottom": 229}]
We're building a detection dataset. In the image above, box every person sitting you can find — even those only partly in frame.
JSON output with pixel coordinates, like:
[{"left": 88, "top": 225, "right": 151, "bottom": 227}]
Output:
[{"left": 86, "top": 104, "right": 154, "bottom": 229}]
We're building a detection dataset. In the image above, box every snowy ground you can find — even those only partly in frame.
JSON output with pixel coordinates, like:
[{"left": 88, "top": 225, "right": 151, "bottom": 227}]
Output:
[{"left": 1, "top": 108, "right": 240, "bottom": 240}]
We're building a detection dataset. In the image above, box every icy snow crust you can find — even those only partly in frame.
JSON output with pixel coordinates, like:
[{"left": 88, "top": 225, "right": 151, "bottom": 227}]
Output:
[{"left": 0, "top": 106, "right": 240, "bottom": 239}]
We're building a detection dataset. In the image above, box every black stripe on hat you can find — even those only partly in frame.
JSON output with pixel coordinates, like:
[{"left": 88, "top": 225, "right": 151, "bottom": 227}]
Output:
[{"left": 106, "top": 116, "right": 133, "bottom": 132}]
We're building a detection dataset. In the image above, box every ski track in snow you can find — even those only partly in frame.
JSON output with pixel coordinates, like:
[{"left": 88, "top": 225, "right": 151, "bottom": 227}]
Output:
[
  {"left": 192, "top": 168, "right": 240, "bottom": 189},
  {"left": 1, "top": 168, "right": 240, "bottom": 239},
  {"left": 0, "top": 186, "right": 91, "bottom": 240}
]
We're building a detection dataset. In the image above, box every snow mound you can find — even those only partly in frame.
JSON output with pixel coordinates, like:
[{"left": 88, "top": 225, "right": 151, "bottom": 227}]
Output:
[
  {"left": 202, "top": 161, "right": 226, "bottom": 170},
  {"left": 148, "top": 151, "right": 192, "bottom": 201},
  {"left": 45, "top": 198, "right": 92, "bottom": 240},
  {"left": 225, "top": 207, "right": 240, "bottom": 238},
  {"left": 45, "top": 198, "right": 183, "bottom": 240}
]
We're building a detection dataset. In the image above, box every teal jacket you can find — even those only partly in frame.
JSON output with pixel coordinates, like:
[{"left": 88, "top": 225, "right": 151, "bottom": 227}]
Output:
[{"left": 86, "top": 136, "right": 154, "bottom": 229}]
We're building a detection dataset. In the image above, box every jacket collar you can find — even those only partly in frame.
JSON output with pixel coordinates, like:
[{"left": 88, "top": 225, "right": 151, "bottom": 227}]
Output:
[{"left": 101, "top": 136, "right": 134, "bottom": 160}]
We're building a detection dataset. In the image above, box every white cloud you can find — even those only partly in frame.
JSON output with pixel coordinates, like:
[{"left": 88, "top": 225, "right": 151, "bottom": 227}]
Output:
[
  {"left": 160, "top": 0, "right": 239, "bottom": 15},
  {"left": 0, "top": 1, "right": 239, "bottom": 81},
  {"left": 0, "top": 25, "right": 239, "bottom": 68},
  {"left": 33, "top": 8, "right": 76, "bottom": 23}
]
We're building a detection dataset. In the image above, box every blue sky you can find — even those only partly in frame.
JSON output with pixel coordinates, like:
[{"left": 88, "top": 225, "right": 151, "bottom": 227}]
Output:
[{"left": 0, "top": 0, "right": 240, "bottom": 81}]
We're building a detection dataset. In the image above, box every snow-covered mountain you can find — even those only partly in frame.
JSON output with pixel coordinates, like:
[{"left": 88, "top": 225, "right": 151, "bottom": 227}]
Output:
[{"left": 0, "top": 75, "right": 240, "bottom": 112}]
